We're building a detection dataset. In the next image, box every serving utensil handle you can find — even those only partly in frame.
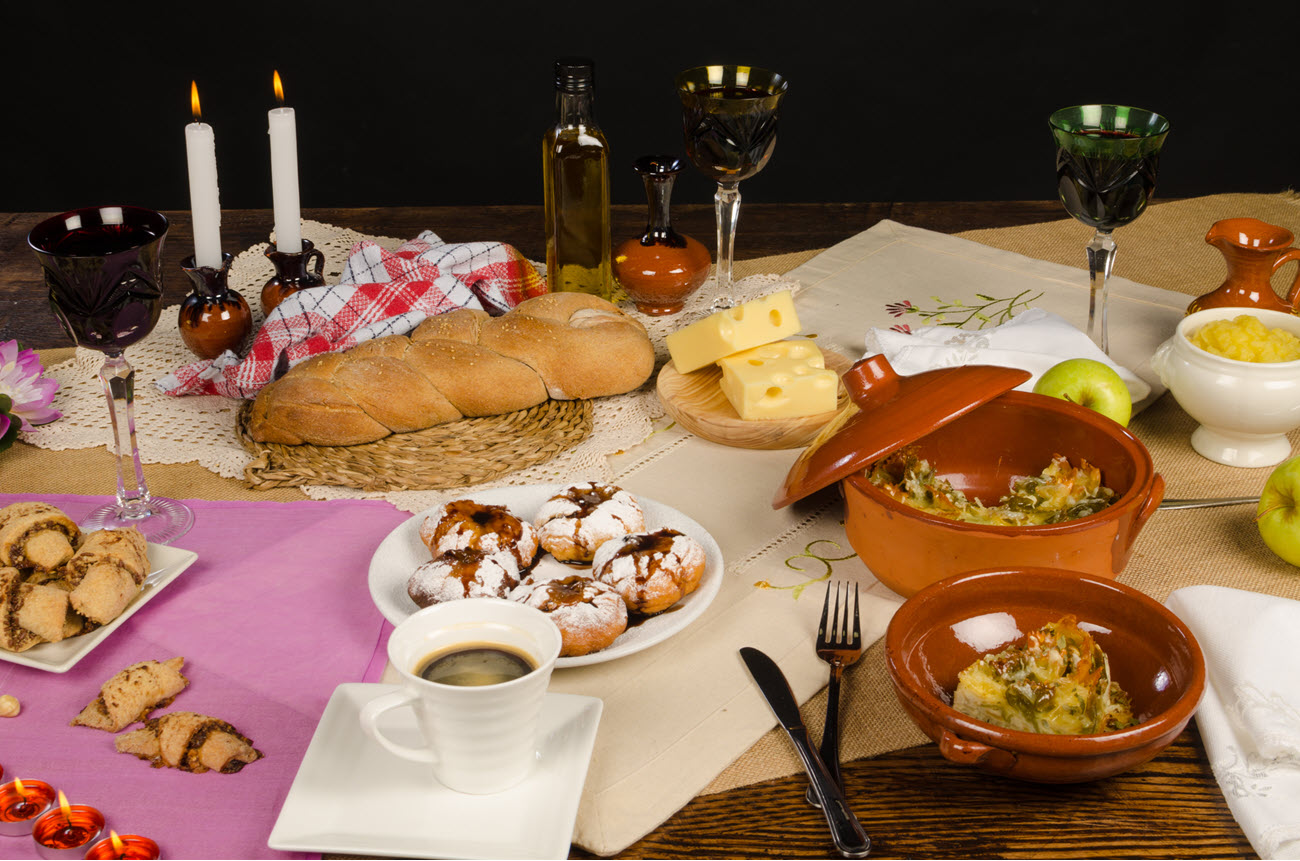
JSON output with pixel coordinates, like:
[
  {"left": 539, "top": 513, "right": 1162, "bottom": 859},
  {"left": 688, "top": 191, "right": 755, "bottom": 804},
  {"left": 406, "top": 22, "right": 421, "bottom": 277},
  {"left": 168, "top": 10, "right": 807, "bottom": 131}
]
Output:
[{"left": 1158, "top": 496, "right": 1258, "bottom": 510}]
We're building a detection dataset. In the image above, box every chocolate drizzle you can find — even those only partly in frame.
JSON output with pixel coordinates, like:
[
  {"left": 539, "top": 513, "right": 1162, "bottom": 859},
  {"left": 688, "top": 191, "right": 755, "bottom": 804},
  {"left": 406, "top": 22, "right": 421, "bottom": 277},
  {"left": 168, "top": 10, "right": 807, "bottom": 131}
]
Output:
[
  {"left": 435, "top": 500, "right": 525, "bottom": 546},
  {"left": 542, "top": 575, "right": 591, "bottom": 610},
  {"left": 562, "top": 484, "right": 619, "bottom": 516}
]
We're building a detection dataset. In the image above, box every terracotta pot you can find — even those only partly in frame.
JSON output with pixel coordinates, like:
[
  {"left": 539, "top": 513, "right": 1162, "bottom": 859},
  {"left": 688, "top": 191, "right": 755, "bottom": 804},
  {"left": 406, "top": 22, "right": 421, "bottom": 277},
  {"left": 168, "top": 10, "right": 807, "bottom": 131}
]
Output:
[
  {"left": 841, "top": 390, "right": 1163, "bottom": 597},
  {"left": 885, "top": 567, "right": 1205, "bottom": 783}
]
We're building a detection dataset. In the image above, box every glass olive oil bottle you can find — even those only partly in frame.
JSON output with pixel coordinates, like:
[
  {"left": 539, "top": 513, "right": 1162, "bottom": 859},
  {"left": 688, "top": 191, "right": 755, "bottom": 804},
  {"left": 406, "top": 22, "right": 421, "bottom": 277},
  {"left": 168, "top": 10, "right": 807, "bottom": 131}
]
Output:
[{"left": 543, "top": 58, "right": 612, "bottom": 299}]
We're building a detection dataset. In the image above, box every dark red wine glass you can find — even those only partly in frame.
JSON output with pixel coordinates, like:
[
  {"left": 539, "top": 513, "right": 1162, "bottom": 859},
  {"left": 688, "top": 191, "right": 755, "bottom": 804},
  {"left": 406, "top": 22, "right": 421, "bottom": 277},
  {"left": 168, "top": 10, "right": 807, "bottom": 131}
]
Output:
[
  {"left": 1050, "top": 105, "right": 1170, "bottom": 354},
  {"left": 676, "top": 65, "right": 787, "bottom": 311},
  {"left": 28, "top": 205, "right": 194, "bottom": 544}
]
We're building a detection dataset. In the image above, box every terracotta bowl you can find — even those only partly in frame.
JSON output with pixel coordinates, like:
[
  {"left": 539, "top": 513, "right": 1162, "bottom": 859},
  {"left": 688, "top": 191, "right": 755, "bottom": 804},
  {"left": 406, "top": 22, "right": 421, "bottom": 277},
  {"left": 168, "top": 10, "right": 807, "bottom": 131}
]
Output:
[
  {"left": 885, "top": 567, "right": 1205, "bottom": 783},
  {"left": 841, "top": 390, "right": 1164, "bottom": 598}
]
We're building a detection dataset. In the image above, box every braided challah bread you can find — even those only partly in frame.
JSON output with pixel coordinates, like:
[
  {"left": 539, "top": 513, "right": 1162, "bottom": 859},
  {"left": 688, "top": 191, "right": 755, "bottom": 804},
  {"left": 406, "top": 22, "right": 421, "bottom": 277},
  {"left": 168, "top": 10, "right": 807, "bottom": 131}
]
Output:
[{"left": 247, "top": 292, "right": 656, "bottom": 446}]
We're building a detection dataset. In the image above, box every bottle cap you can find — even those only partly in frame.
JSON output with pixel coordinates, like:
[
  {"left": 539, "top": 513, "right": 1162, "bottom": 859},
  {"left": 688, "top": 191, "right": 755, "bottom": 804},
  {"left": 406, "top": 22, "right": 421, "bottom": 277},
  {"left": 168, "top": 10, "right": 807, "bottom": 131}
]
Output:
[{"left": 555, "top": 57, "right": 595, "bottom": 92}]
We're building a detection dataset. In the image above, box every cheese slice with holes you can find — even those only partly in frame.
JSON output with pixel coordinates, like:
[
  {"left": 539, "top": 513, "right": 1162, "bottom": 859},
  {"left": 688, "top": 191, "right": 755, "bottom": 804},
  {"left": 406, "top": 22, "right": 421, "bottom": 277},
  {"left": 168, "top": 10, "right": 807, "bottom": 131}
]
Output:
[
  {"left": 665, "top": 291, "right": 801, "bottom": 373},
  {"left": 717, "top": 340, "right": 838, "bottom": 420}
]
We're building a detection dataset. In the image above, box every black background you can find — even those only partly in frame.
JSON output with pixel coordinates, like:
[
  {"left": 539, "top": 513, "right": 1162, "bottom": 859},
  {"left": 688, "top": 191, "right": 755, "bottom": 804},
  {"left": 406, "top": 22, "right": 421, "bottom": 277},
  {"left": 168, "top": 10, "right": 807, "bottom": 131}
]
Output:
[{"left": 4, "top": 1, "right": 1296, "bottom": 214}]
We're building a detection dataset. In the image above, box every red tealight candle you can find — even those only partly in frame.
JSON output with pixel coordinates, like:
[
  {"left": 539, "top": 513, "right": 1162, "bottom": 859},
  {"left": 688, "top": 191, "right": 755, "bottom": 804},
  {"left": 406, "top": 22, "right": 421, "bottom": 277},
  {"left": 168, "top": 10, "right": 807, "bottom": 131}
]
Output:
[
  {"left": 32, "top": 793, "right": 103, "bottom": 860},
  {"left": 0, "top": 778, "right": 56, "bottom": 837},
  {"left": 84, "top": 830, "right": 160, "bottom": 860}
]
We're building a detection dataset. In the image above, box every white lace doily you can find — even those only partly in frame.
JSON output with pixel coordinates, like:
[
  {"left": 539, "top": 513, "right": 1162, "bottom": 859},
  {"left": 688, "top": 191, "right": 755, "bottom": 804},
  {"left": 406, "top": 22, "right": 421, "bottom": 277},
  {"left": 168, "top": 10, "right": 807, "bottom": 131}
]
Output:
[{"left": 25, "top": 220, "right": 800, "bottom": 513}]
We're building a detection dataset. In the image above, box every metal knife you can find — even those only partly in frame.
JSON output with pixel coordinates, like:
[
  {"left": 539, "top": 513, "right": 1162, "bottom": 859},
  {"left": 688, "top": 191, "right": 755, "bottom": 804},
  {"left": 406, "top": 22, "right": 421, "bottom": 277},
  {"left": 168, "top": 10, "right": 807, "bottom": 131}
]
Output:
[{"left": 740, "top": 646, "right": 872, "bottom": 858}]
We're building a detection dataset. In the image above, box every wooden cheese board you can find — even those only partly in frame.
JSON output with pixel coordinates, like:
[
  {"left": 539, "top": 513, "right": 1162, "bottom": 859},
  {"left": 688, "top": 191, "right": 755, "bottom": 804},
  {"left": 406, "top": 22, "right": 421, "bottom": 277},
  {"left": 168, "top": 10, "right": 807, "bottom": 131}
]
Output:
[{"left": 655, "top": 349, "right": 856, "bottom": 450}]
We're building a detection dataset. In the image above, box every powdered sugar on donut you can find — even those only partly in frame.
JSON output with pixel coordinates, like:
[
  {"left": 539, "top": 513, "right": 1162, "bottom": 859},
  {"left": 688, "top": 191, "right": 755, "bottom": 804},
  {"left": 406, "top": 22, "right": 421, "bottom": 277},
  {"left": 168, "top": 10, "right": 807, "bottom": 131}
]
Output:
[
  {"left": 592, "top": 529, "right": 706, "bottom": 614},
  {"left": 510, "top": 563, "right": 627, "bottom": 656},
  {"left": 419, "top": 501, "right": 537, "bottom": 567},
  {"left": 533, "top": 483, "right": 645, "bottom": 563},
  {"left": 407, "top": 547, "right": 522, "bottom": 608}
]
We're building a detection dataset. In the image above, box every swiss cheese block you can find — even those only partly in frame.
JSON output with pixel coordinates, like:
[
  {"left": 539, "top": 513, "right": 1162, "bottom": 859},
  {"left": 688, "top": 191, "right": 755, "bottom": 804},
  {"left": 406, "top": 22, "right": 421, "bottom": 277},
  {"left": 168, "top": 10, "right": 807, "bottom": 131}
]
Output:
[
  {"left": 665, "top": 291, "right": 801, "bottom": 373},
  {"left": 717, "top": 340, "right": 838, "bottom": 420}
]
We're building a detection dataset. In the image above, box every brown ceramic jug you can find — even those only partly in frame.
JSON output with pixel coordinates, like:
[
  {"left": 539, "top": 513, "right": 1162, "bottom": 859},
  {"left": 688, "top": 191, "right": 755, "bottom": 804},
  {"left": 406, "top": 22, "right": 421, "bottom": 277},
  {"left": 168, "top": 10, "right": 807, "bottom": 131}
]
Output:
[{"left": 1188, "top": 217, "right": 1300, "bottom": 315}]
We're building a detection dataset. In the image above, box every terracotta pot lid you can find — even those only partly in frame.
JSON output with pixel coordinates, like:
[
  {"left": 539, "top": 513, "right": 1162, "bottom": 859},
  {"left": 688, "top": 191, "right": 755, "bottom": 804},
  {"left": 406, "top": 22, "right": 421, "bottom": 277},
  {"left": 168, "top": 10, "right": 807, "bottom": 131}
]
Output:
[{"left": 773, "top": 355, "right": 1031, "bottom": 508}]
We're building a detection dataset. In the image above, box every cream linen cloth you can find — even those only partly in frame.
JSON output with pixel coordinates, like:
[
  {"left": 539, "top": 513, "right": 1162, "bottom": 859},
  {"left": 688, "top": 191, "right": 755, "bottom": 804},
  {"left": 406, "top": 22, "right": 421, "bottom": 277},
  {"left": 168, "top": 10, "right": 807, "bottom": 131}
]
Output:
[
  {"left": 864, "top": 307, "right": 1153, "bottom": 405},
  {"left": 1166, "top": 586, "right": 1300, "bottom": 860}
]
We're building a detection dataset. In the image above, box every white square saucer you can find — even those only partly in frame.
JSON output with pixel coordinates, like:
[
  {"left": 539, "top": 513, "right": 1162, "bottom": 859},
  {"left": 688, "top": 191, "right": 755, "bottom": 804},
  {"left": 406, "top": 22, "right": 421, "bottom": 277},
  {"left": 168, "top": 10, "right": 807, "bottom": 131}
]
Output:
[{"left": 269, "top": 683, "right": 602, "bottom": 859}]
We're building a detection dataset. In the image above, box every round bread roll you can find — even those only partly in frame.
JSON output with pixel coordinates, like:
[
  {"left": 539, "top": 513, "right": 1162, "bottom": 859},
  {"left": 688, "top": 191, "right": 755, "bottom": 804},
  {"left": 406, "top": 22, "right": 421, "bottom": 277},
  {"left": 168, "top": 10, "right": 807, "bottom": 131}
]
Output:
[
  {"left": 407, "top": 548, "right": 521, "bottom": 608},
  {"left": 592, "top": 528, "right": 707, "bottom": 615},
  {"left": 418, "top": 500, "right": 538, "bottom": 568},
  {"left": 510, "top": 560, "right": 627, "bottom": 657},
  {"left": 533, "top": 483, "right": 645, "bottom": 564}
]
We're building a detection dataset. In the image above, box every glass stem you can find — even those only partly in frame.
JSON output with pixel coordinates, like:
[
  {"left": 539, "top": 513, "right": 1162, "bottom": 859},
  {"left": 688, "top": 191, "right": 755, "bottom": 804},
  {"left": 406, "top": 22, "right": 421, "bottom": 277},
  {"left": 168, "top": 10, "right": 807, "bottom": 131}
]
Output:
[
  {"left": 98, "top": 353, "right": 152, "bottom": 517},
  {"left": 713, "top": 181, "right": 742, "bottom": 309},
  {"left": 1085, "top": 229, "right": 1117, "bottom": 354}
]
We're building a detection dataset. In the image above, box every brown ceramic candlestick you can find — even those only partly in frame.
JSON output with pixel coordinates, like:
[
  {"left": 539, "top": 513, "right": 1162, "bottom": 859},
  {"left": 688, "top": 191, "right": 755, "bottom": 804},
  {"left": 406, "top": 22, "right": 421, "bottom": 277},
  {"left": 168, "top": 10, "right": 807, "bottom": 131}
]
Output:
[
  {"left": 178, "top": 253, "right": 253, "bottom": 360},
  {"left": 262, "top": 238, "right": 325, "bottom": 316},
  {"left": 613, "top": 155, "right": 710, "bottom": 316}
]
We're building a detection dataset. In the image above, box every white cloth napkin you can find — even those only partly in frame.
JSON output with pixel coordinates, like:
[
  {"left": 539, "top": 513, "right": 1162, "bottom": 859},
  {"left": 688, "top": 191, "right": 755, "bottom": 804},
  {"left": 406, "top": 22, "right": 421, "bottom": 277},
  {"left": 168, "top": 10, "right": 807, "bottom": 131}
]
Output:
[
  {"left": 1166, "top": 585, "right": 1300, "bottom": 859},
  {"left": 864, "top": 307, "right": 1151, "bottom": 403}
]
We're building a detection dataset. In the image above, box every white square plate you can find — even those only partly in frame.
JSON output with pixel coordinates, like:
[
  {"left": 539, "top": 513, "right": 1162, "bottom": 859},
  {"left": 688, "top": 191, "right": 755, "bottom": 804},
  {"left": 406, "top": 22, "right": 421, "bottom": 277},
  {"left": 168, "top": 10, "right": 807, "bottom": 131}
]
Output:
[
  {"left": 0, "top": 541, "right": 199, "bottom": 673},
  {"left": 269, "top": 683, "right": 602, "bottom": 859}
]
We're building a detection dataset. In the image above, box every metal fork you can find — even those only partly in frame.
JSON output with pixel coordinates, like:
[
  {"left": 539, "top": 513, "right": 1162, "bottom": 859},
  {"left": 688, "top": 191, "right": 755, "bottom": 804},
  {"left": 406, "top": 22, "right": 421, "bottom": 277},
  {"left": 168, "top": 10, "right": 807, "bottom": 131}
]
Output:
[{"left": 805, "top": 580, "right": 863, "bottom": 808}]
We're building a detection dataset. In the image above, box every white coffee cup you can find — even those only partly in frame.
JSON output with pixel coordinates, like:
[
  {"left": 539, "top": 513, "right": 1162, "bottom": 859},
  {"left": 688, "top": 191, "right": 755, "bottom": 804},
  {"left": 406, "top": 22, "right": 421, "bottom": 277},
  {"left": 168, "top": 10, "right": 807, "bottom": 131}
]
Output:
[{"left": 359, "top": 598, "right": 562, "bottom": 794}]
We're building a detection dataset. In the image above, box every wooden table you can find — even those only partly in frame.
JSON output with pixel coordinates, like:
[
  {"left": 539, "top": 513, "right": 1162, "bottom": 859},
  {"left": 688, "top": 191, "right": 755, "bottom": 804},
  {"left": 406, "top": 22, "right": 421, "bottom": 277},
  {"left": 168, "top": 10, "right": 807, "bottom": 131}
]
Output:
[{"left": 0, "top": 203, "right": 1256, "bottom": 859}]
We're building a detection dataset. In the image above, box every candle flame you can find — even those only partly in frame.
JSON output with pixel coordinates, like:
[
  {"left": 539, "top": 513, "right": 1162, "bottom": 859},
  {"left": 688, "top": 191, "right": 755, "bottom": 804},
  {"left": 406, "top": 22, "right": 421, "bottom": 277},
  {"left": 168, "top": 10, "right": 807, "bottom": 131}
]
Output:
[
  {"left": 110, "top": 831, "right": 125, "bottom": 853},
  {"left": 56, "top": 790, "right": 71, "bottom": 818},
  {"left": 273, "top": 70, "right": 285, "bottom": 106},
  {"left": 12, "top": 778, "right": 25, "bottom": 795},
  {"left": 191, "top": 80, "right": 202, "bottom": 122}
]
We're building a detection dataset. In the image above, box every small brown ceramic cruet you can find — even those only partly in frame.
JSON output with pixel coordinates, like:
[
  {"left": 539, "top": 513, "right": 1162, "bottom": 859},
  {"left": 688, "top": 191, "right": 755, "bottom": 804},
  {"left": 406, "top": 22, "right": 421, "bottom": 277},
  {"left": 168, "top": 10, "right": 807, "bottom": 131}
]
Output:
[
  {"left": 178, "top": 253, "right": 253, "bottom": 360},
  {"left": 613, "top": 155, "right": 711, "bottom": 316}
]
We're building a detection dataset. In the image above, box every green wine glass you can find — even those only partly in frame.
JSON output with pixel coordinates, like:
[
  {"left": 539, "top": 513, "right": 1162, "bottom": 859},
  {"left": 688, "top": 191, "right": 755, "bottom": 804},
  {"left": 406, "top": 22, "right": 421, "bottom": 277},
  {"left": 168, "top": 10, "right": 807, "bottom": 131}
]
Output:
[{"left": 1050, "top": 104, "right": 1170, "bottom": 354}]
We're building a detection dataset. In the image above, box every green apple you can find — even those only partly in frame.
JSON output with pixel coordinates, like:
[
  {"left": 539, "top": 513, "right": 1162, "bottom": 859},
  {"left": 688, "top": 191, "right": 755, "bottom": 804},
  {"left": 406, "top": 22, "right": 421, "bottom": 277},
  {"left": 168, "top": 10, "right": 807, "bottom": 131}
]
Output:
[
  {"left": 1257, "top": 455, "right": 1300, "bottom": 566},
  {"left": 1032, "top": 358, "right": 1132, "bottom": 427}
]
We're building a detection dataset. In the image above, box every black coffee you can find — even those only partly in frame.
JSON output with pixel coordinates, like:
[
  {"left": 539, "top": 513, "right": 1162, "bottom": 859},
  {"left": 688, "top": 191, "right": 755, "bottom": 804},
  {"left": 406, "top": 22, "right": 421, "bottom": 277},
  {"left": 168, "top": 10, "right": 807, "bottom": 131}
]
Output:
[{"left": 416, "top": 642, "right": 536, "bottom": 686}]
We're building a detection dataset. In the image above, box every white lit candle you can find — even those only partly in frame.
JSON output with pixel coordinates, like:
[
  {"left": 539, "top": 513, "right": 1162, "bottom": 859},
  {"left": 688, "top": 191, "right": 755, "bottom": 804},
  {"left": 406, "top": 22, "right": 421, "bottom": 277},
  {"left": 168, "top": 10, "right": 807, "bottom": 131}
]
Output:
[
  {"left": 185, "top": 81, "right": 223, "bottom": 269},
  {"left": 268, "top": 70, "right": 302, "bottom": 253}
]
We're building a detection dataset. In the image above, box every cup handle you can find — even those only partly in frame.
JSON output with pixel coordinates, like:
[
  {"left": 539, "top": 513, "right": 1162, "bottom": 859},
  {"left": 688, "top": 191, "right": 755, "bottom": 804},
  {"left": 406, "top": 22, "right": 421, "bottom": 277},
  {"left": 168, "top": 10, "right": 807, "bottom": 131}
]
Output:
[{"left": 359, "top": 689, "right": 436, "bottom": 764}]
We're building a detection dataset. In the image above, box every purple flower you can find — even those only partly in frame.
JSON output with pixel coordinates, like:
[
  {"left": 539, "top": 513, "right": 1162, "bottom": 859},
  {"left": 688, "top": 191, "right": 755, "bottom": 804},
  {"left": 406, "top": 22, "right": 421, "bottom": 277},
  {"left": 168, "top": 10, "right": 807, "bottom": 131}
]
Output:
[
  {"left": 0, "top": 340, "right": 61, "bottom": 431},
  {"left": 890, "top": 324, "right": 913, "bottom": 334},
  {"left": 885, "top": 300, "right": 915, "bottom": 318}
]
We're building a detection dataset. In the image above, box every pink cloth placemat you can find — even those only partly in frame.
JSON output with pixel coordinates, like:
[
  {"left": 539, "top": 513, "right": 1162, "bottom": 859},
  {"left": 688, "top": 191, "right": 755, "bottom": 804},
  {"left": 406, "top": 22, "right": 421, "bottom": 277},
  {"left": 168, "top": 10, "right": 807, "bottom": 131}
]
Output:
[{"left": 0, "top": 494, "right": 408, "bottom": 860}]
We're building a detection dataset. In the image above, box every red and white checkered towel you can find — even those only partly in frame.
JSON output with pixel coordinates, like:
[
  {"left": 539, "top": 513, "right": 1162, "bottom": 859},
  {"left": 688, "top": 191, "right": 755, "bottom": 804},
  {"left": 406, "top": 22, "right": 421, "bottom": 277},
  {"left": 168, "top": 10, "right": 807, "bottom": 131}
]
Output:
[{"left": 158, "top": 232, "right": 548, "bottom": 399}]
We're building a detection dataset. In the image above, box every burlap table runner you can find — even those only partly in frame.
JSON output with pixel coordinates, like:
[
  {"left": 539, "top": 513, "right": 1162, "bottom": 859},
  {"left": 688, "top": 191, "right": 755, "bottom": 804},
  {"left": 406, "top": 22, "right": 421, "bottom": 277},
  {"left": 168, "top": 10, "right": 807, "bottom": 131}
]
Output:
[{"left": 8, "top": 192, "right": 1300, "bottom": 811}]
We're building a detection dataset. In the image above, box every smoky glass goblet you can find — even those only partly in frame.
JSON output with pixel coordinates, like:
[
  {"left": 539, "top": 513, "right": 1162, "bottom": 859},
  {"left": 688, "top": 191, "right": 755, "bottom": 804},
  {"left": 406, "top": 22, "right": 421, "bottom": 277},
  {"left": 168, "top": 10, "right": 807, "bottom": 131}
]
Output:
[
  {"left": 28, "top": 205, "right": 194, "bottom": 544},
  {"left": 676, "top": 64, "right": 787, "bottom": 310}
]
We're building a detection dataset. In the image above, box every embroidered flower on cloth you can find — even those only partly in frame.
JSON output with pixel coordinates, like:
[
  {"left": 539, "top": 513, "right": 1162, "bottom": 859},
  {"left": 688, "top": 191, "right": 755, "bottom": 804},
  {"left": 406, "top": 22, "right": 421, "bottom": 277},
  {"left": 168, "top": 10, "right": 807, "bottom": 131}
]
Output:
[{"left": 0, "top": 340, "right": 60, "bottom": 452}]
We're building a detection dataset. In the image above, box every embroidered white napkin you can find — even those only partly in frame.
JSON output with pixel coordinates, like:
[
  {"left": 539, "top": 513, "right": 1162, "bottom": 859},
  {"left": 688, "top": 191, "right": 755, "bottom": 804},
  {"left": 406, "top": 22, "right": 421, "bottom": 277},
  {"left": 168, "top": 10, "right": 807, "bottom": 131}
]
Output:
[
  {"left": 1166, "top": 585, "right": 1300, "bottom": 859},
  {"left": 864, "top": 307, "right": 1152, "bottom": 404}
]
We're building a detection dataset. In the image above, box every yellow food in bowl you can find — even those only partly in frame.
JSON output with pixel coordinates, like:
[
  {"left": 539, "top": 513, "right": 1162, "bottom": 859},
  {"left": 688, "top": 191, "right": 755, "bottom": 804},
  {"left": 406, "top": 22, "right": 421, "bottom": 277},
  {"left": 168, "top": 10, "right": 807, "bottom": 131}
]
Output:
[{"left": 1189, "top": 314, "right": 1300, "bottom": 362}]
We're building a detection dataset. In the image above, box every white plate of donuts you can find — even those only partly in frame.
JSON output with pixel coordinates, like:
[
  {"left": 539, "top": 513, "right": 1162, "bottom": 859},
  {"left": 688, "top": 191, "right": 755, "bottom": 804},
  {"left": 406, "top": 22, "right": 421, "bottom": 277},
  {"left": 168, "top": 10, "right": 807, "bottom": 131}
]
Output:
[{"left": 367, "top": 482, "right": 725, "bottom": 668}]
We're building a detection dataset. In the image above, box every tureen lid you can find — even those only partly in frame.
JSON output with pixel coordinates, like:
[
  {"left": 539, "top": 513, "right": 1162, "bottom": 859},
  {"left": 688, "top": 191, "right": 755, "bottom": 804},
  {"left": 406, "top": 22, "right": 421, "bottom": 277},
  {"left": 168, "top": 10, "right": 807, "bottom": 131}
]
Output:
[{"left": 773, "top": 355, "right": 1031, "bottom": 508}]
